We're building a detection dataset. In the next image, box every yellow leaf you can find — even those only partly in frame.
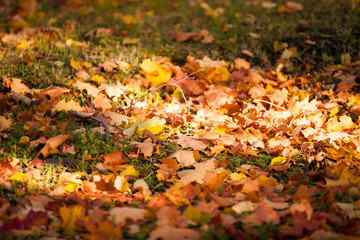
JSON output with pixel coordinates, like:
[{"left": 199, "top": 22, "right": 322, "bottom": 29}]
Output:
[
  {"left": 63, "top": 183, "right": 80, "bottom": 192},
  {"left": 230, "top": 172, "right": 247, "bottom": 180},
  {"left": 53, "top": 99, "right": 83, "bottom": 112},
  {"left": 123, "top": 38, "right": 139, "bottom": 45},
  {"left": 121, "top": 166, "right": 139, "bottom": 177},
  {"left": 17, "top": 40, "right": 29, "bottom": 50},
  {"left": 60, "top": 205, "right": 89, "bottom": 236},
  {"left": 9, "top": 173, "right": 28, "bottom": 182},
  {"left": 81, "top": 61, "right": 93, "bottom": 68},
  {"left": 27, "top": 179, "right": 38, "bottom": 192},
  {"left": 183, "top": 205, "right": 202, "bottom": 223},
  {"left": 91, "top": 74, "right": 104, "bottom": 84},
  {"left": 326, "top": 117, "right": 343, "bottom": 132},
  {"left": 19, "top": 136, "right": 30, "bottom": 144},
  {"left": 330, "top": 109, "right": 339, "bottom": 117},
  {"left": 121, "top": 180, "right": 131, "bottom": 192},
  {"left": 270, "top": 156, "right": 288, "bottom": 166},
  {"left": 70, "top": 58, "right": 83, "bottom": 71},
  {"left": 196, "top": 56, "right": 230, "bottom": 84},
  {"left": 145, "top": 11, "right": 154, "bottom": 18},
  {"left": 214, "top": 125, "right": 227, "bottom": 134},
  {"left": 140, "top": 58, "right": 158, "bottom": 74},
  {"left": 140, "top": 59, "right": 171, "bottom": 86},
  {"left": 265, "top": 84, "right": 274, "bottom": 92},
  {"left": 123, "top": 119, "right": 140, "bottom": 137},
  {"left": 137, "top": 117, "right": 166, "bottom": 135},
  {"left": 123, "top": 15, "right": 137, "bottom": 24},
  {"left": 289, "top": 47, "right": 299, "bottom": 57}
]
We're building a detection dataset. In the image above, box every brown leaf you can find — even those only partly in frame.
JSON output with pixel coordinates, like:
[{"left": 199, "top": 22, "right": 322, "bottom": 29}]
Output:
[
  {"left": 172, "top": 30, "right": 201, "bottom": 43},
  {"left": 177, "top": 134, "right": 208, "bottom": 151},
  {"left": 256, "top": 202, "right": 280, "bottom": 224},
  {"left": 108, "top": 207, "right": 147, "bottom": 226},
  {"left": 72, "top": 80, "right": 100, "bottom": 96},
  {"left": 137, "top": 138, "right": 156, "bottom": 157},
  {"left": 2, "top": 76, "right": 11, "bottom": 88},
  {"left": 0, "top": 161, "right": 17, "bottom": 178},
  {"left": 38, "top": 134, "right": 70, "bottom": 159},
  {"left": 75, "top": 69, "right": 91, "bottom": 80},
  {"left": 170, "top": 150, "right": 197, "bottom": 167},
  {"left": 148, "top": 225, "right": 200, "bottom": 240},
  {"left": 10, "top": 78, "right": 31, "bottom": 94},
  {"left": 103, "top": 149, "right": 127, "bottom": 165},
  {"left": 203, "top": 171, "right": 228, "bottom": 192}
]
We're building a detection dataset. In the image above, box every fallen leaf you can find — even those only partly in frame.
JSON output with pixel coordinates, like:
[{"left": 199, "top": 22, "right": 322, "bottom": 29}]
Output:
[
  {"left": 103, "top": 149, "right": 127, "bottom": 165},
  {"left": 0, "top": 115, "right": 12, "bottom": 130},
  {"left": 53, "top": 99, "right": 83, "bottom": 112},
  {"left": 108, "top": 207, "right": 147, "bottom": 226},
  {"left": 270, "top": 156, "right": 288, "bottom": 166},
  {"left": 137, "top": 138, "right": 156, "bottom": 157},
  {"left": 137, "top": 117, "right": 166, "bottom": 135},
  {"left": 177, "top": 134, "right": 208, "bottom": 151},
  {"left": 60, "top": 205, "right": 89, "bottom": 235},
  {"left": 232, "top": 201, "right": 257, "bottom": 214},
  {"left": 9, "top": 173, "right": 28, "bottom": 182},
  {"left": 38, "top": 134, "right": 70, "bottom": 159},
  {"left": 72, "top": 80, "right": 100, "bottom": 96},
  {"left": 121, "top": 165, "right": 139, "bottom": 177},
  {"left": 148, "top": 226, "right": 200, "bottom": 240},
  {"left": 140, "top": 59, "right": 172, "bottom": 86},
  {"left": 10, "top": 78, "right": 31, "bottom": 94},
  {"left": 170, "top": 150, "right": 197, "bottom": 167}
]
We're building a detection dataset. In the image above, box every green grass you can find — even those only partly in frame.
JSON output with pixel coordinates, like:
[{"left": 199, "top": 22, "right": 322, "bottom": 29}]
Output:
[{"left": 1, "top": 0, "right": 358, "bottom": 90}]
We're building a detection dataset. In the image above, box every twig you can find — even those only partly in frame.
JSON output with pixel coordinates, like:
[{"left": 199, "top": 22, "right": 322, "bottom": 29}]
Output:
[
  {"left": 253, "top": 99, "right": 289, "bottom": 112},
  {"left": 69, "top": 110, "right": 110, "bottom": 138}
]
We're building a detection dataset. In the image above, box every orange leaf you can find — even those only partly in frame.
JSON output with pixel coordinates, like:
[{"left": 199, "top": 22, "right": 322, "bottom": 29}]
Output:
[
  {"left": 103, "top": 149, "right": 127, "bottom": 165},
  {"left": 39, "top": 134, "right": 70, "bottom": 159}
]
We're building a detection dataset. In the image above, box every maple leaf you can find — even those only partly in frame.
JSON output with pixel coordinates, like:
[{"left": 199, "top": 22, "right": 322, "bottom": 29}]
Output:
[
  {"left": 148, "top": 225, "right": 200, "bottom": 240},
  {"left": 108, "top": 207, "right": 147, "bottom": 226},
  {"left": 75, "top": 69, "right": 91, "bottom": 80},
  {"left": 114, "top": 175, "right": 130, "bottom": 192},
  {"left": 170, "top": 150, "right": 197, "bottom": 167},
  {"left": 0, "top": 115, "right": 12, "bottom": 131},
  {"left": 8, "top": 78, "right": 31, "bottom": 94},
  {"left": 53, "top": 99, "right": 83, "bottom": 112},
  {"left": 256, "top": 202, "right": 280, "bottom": 224},
  {"left": 193, "top": 56, "right": 230, "bottom": 84},
  {"left": 72, "top": 80, "right": 100, "bottom": 96},
  {"left": 172, "top": 30, "right": 201, "bottom": 43},
  {"left": 232, "top": 201, "right": 257, "bottom": 214},
  {"left": 289, "top": 201, "right": 313, "bottom": 221},
  {"left": 102, "top": 111, "right": 128, "bottom": 126},
  {"left": 37, "top": 134, "right": 70, "bottom": 159},
  {"left": 183, "top": 205, "right": 202, "bottom": 223},
  {"left": 176, "top": 134, "right": 208, "bottom": 151},
  {"left": 137, "top": 138, "right": 156, "bottom": 157},
  {"left": 84, "top": 221, "right": 122, "bottom": 239},
  {"left": 203, "top": 170, "right": 228, "bottom": 192},
  {"left": 103, "top": 149, "right": 127, "bottom": 166},
  {"left": 9, "top": 173, "right": 28, "bottom": 182},
  {"left": 0, "top": 161, "right": 17, "bottom": 178},
  {"left": 60, "top": 205, "right": 89, "bottom": 235},
  {"left": 140, "top": 59, "right": 172, "bottom": 86},
  {"left": 137, "top": 117, "right": 166, "bottom": 135}
]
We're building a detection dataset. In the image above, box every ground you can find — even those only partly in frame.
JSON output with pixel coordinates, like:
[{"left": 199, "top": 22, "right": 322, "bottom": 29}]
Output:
[{"left": 0, "top": 0, "right": 360, "bottom": 239}]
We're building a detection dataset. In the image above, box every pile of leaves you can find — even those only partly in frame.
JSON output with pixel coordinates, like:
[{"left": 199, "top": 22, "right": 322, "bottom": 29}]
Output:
[{"left": 1, "top": 0, "right": 360, "bottom": 239}]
